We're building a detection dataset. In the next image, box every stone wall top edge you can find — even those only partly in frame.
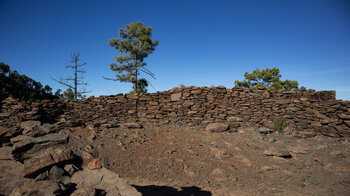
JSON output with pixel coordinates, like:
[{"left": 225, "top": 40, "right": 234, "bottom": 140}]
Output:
[{"left": 79, "top": 86, "right": 338, "bottom": 102}]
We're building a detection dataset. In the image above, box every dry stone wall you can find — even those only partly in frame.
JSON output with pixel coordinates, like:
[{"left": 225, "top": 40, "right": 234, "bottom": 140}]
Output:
[
  {"left": 64, "top": 86, "right": 350, "bottom": 138},
  {"left": 1, "top": 86, "right": 349, "bottom": 138}
]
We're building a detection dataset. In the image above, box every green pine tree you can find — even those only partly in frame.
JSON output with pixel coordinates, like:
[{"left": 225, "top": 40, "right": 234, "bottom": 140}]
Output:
[
  {"left": 104, "top": 22, "right": 158, "bottom": 94},
  {"left": 234, "top": 68, "right": 298, "bottom": 90}
]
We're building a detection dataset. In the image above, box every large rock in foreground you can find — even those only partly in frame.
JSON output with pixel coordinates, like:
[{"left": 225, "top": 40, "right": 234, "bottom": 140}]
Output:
[
  {"left": 71, "top": 167, "right": 141, "bottom": 196},
  {"left": 12, "top": 133, "right": 68, "bottom": 162},
  {"left": 22, "top": 146, "right": 75, "bottom": 178}
]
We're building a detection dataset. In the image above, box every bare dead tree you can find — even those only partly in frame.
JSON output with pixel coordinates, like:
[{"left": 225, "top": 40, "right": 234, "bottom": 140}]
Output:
[{"left": 52, "top": 52, "right": 91, "bottom": 100}]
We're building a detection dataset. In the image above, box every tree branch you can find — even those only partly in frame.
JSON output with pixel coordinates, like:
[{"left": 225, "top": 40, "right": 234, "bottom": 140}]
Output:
[{"left": 102, "top": 76, "right": 119, "bottom": 81}]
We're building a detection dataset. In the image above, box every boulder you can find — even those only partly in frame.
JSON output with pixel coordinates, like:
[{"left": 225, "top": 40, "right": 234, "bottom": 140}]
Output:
[
  {"left": 20, "top": 121, "right": 41, "bottom": 134},
  {"left": 206, "top": 123, "right": 229, "bottom": 133},
  {"left": 26, "top": 123, "right": 61, "bottom": 137},
  {"left": 71, "top": 167, "right": 141, "bottom": 196},
  {"left": 10, "top": 180, "right": 74, "bottom": 196},
  {"left": 35, "top": 165, "right": 68, "bottom": 181},
  {"left": 12, "top": 133, "right": 68, "bottom": 162},
  {"left": 22, "top": 146, "right": 75, "bottom": 178},
  {"left": 1, "top": 126, "right": 22, "bottom": 145}
]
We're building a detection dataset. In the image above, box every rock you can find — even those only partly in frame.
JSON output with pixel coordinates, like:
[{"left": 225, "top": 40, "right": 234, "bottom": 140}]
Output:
[
  {"left": 88, "top": 159, "right": 102, "bottom": 170},
  {"left": 344, "top": 120, "right": 350, "bottom": 128},
  {"left": 64, "top": 164, "right": 79, "bottom": 176},
  {"left": 20, "top": 121, "right": 41, "bottom": 134},
  {"left": 227, "top": 116, "right": 243, "bottom": 122},
  {"left": 206, "top": 123, "right": 229, "bottom": 133},
  {"left": 34, "top": 170, "right": 50, "bottom": 181},
  {"left": 22, "top": 146, "right": 75, "bottom": 178},
  {"left": 120, "top": 122, "right": 143, "bottom": 129},
  {"left": 288, "top": 146, "right": 310, "bottom": 154},
  {"left": 71, "top": 167, "right": 141, "bottom": 196},
  {"left": 170, "top": 93, "right": 181, "bottom": 101},
  {"left": 71, "top": 187, "right": 103, "bottom": 196},
  {"left": 260, "top": 165, "right": 274, "bottom": 171},
  {"left": 10, "top": 180, "right": 74, "bottom": 196},
  {"left": 263, "top": 91, "right": 270, "bottom": 98},
  {"left": 49, "top": 165, "right": 67, "bottom": 181},
  {"left": 0, "top": 112, "right": 10, "bottom": 120},
  {"left": 12, "top": 133, "right": 68, "bottom": 162},
  {"left": 1, "top": 126, "right": 22, "bottom": 145},
  {"left": 338, "top": 113, "right": 350, "bottom": 120},
  {"left": 263, "top": 148, "right": 292, "bottom": 158},
  {"left": 313, "top": 110, "right": 329, "bottom": 120},
  {"left": 26, "top": 124, "right": 61, "bottom": 137},
  {"left": 10, "top": 135, "right": 34, "bottom": 144},
  {"left": 258, "top": 127, "right": 273, "bottom": 134},
  {"left": 0, "top": 146, "right": 12, "bottom": 160}
]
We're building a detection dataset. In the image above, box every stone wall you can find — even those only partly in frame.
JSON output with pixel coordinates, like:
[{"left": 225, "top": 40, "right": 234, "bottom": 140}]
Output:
[
  {"left": 1, "top": 86, "right": 350, "bottom": 138},
  {"left": 62, "top": 86, "right": 350, "bottom": 138}
]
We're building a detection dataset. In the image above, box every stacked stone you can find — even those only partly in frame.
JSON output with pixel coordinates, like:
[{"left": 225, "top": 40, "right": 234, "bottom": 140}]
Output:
[
  {"left": 57, "top": 86, "right": 349, "bottom": 138},
  {"left": 3, "top": 86, "right": 347, "bottom": 138}
]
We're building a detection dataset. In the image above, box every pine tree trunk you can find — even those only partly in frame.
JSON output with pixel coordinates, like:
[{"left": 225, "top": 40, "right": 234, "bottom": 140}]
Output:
[{"left": 134, "top": 56, "right": 138, "bottom": 94}]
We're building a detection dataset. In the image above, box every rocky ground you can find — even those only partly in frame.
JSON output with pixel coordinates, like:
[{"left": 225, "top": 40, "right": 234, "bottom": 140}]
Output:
[{"left": 67, "top": 123, "right": 350, "bottom": 196}]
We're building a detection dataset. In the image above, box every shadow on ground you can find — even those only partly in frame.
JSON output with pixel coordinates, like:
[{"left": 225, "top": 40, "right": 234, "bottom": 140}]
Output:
[{"left": 133, "top": 185, "right": 212, "bottom": 196}]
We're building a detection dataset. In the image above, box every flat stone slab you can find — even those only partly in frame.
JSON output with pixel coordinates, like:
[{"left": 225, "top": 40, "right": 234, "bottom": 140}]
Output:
[
  {"left": 22, "top": 146, "right": 74, "bottom": 178},
  {"left": 12, "top": 133, "right": 68, "bottom": 161},
  {"left": 71, "top": 167, "right": 141, "bottom": 196}
]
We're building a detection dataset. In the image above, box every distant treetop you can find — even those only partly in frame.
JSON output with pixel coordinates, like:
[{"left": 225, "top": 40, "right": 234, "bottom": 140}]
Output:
[{"left": 234, "top": 67, "right": 298, "bottom": 90}]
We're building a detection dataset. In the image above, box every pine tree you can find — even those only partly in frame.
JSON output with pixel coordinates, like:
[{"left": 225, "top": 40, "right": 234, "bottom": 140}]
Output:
[
  {"left": 234, "top": 68, "right": 298, "bottom": 90},
  {"left": 104, "top": 22, "right": 158, "bottom": 94}
]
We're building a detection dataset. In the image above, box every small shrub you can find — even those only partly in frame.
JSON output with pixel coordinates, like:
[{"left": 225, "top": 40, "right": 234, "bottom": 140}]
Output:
[{"left": 272, "top": 118, "right": 288, "bottom": 132}]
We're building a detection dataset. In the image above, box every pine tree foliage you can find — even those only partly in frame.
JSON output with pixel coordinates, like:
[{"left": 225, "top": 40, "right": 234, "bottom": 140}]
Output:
[
  {"left": 234, "top": 68, "right": 298, "bottom": 90},
  {"left": 105, "top": 22, "right": 159, "bottom": 94}
]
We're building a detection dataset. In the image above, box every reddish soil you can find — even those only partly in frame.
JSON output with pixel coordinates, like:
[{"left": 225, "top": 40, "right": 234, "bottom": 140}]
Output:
[{"left": 67, "top": 125, "right": 350, "bottom": 196}]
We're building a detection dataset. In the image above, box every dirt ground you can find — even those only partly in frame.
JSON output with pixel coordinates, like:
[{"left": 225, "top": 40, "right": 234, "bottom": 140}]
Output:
[{"left": 66, "top": 125, "right": 350, "bottom": 196}]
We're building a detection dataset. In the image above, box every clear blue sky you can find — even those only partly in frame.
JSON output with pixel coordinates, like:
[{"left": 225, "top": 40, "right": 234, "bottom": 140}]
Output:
[{"left": 1, "top": 0, "right": 349, "bottom": 100}]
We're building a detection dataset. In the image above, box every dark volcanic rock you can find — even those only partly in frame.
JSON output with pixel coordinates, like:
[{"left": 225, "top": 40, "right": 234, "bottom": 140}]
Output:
[
  {"left": 0, "top": 126, "right": 22, "bottom": 146},
  {"left": 11, "top": 133, "right": 68, "bottom": 162},
  {"left": 22, "top": 146, "right": 75, "bottom": 178},
  {"left": 20, "top": 120, "right": 41, "bottom": 134},
  {"left": 10, "top": 180, "right": 74, "bottom": 196}
]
